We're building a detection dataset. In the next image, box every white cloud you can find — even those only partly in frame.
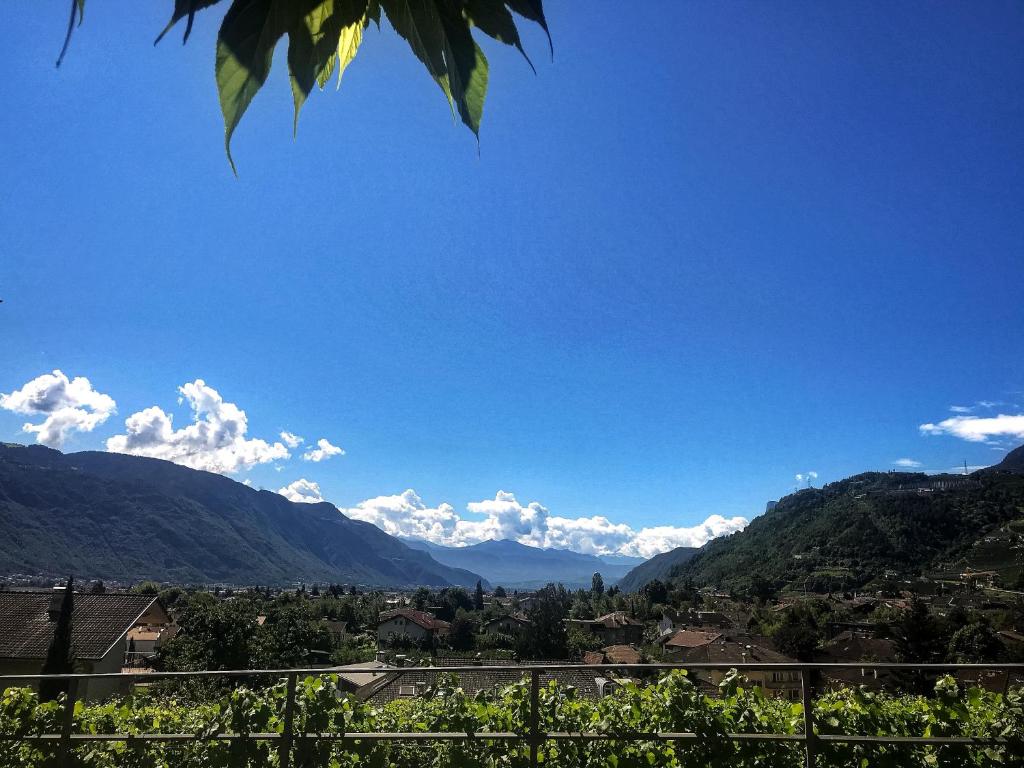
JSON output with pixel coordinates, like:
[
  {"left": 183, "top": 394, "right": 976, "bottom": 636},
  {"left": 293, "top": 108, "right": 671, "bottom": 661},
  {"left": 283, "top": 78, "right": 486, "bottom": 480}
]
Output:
[
  {"left": 920, "top": 414, "right": 1024, "bottom": 443},
  {"left": 343, "top": 490, "right": 462, "bottom": 542},
  {"left": 303, "top": 438, "right": 345, "bottom": 462},
  {"left": 277, "top": 478, "right": 325, "bottom": 504},
  {"left": 340, "top": 489, "right": 747, "bottom": 558},
  {"left": 0, "top": 370, "right": 116, "bottom": 448},
  {"left": 795, "top": 471, "right": 818, "bottom": 483},
  {"left": 106, "top": 379, "right": 290, "bottom": 474},
  {"left": 949, "top": 405, "right": 972, "bottom": 414},
  {"left": 280, "top": 431, "right": 303, "bottom": 449},
  {"left": 893, "top": 458, "right": 922, "bottom": 468}
]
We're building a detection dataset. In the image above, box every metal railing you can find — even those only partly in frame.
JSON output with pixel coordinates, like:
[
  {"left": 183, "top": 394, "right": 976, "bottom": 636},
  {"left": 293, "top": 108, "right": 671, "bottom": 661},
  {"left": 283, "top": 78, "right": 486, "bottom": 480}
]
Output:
[{"left": 2, "top": 661, "right": 1022, "bottom": 768}]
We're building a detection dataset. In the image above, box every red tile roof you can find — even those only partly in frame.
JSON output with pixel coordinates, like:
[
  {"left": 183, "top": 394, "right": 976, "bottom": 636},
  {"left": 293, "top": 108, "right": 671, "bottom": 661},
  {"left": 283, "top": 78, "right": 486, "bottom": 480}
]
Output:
[
  {"left": 0, "top": 591, "right": 165, "bottom": 661},
  {"left": 662, "top": 629, "right": 722, "bottom": 649}
]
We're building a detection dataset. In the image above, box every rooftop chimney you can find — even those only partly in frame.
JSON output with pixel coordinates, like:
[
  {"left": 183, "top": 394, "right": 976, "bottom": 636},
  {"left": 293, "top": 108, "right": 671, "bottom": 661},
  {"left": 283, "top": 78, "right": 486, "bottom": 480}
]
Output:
[{"left": 47, "top": 586, "right": 66, "bottom": 621}]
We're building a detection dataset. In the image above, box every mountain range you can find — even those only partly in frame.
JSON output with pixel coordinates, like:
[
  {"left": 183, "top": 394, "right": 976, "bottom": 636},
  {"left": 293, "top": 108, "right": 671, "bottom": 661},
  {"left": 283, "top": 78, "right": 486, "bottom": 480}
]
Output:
[
  {"left": 618, "top": 445, "right": 1024, "bottom": 594},
  {"left": 0, "top": 443, "right": 484, "bottom": 588},
  {"left": 403, "top": 538, "right": 646, "bottom": 589}
]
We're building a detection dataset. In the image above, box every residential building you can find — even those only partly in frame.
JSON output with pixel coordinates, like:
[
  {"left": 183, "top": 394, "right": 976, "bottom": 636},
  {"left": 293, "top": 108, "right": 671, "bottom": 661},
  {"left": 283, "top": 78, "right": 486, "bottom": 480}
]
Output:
[
  {"left": 661, "top": 632, "right": 802, "bottom": 700},
  {"left": 482, "top": 614, "right": 531, "bottom": 638},
  {"left": 567, "top": 612, "right": 644, "bottom": 646},
  {"left": 376, "top": 609, "right": 450, "bottom": 647},
  {"left": 0, "top": 589, "right": 170, "bottom": 700},
  {"left": 659, "top": 629, "right": 722, "bottom": 661}
]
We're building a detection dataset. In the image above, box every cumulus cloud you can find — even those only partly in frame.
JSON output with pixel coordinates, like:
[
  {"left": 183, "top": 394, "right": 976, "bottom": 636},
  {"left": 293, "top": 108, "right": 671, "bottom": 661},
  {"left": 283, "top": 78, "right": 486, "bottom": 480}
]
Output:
[
  {"left": 343, "top": 490, "right": 462, "bottom": 542},
  {"left": 795, "top": 471, "right": 818, "bottom": 483},
  {"left": 278, "top": 478, "right": 325, "bottom": 504},
  {"left": 280, "top": 431, "right": 303, "bottom": 449},
  {"left": 303, "top": 438, "right": 345, "bottom": 462},
  {"left": 920, "top": 413, "right": 1024, "bottom": 443},
  {"left": 105, "top": 379, "right": 290, "bottom": 474},
  {"left": 0, "top": 370, "right": 116, "bottom": 448},
  {"left": 893, "top": 458, "right": 922, "bottom": 468},
  {"left": 340, "top": 489, "right": 747, "bottom": 558}
]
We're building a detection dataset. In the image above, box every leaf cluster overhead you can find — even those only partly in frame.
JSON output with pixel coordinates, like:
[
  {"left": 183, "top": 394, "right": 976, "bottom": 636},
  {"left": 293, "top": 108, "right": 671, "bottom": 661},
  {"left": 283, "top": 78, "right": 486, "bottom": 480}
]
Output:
[{"left": 59, "top": 0, "right": 550, "bottom": 171}]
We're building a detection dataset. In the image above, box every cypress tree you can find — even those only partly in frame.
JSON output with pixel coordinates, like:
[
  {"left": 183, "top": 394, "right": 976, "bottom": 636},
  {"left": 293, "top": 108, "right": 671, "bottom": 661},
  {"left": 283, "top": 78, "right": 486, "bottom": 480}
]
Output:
[
  {"left": 39, "top": 576, "right": 76, "bottom": 702},
  {"left": 473, "top": 580, "right": 485, "bottom": 611}
]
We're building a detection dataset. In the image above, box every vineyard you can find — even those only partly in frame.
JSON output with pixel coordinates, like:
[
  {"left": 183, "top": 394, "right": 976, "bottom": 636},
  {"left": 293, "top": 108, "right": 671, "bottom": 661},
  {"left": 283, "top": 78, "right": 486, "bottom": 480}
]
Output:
[{"left": 2, "top": 670, "right": 1023, "bottom": 768}]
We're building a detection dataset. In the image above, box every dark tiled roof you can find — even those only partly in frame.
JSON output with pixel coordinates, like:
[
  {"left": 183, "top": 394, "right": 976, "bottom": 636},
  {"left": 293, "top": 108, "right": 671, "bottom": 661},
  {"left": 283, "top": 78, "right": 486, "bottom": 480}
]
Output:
[
  {"left": 594, "top": 612, "right": 643, "bottom": 628},
  {"left": 0, "top": 591, "right": 162, "bottom": 661},
  {"left": 378, "top": 609, "right": 450, "bottom": 631},
  {"left": 360, "top": 665, "right": 600, "bottom": 704},
  {"left": 816, "top": 631, "right": 897, "bottom": 663}
]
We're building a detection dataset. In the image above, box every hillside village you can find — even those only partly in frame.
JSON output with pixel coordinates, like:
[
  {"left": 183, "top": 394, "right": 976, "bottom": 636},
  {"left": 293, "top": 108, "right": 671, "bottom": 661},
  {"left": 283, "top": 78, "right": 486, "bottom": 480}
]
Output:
[{"left": 3, "top": 559, "right": 1022, "bottom": 705}]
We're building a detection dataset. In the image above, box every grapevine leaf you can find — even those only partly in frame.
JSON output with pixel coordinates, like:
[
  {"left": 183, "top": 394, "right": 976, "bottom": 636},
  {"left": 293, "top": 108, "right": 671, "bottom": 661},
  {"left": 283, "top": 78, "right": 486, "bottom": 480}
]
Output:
[{"left": 216, "top": 0, "right": 291, "bottom": 173}]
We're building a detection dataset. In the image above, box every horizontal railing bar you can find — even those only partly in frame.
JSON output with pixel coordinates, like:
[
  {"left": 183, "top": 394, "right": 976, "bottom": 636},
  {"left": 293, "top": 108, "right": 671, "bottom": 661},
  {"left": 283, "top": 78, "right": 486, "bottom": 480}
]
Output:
[
  {"left": 816, "top": 734, "right": 1008, "bottom": 745},
  {"left": 2, "top": 661, "right": 1021, "bottom": 682}
]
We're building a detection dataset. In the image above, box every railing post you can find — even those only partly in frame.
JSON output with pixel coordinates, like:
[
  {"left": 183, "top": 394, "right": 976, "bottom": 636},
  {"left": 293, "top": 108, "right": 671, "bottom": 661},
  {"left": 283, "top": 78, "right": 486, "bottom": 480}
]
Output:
[
  {"left": 58, "top": 678, "right": 78, "bottom": 768},
  {"left": 528, "top": 669, "right": 540, "bottom": 768},
  {"left": 278, "top": 673, "right": 297, "bottom": 768},
  {"left": 800, "top": 668, "right": 817, "bottom": 768}
]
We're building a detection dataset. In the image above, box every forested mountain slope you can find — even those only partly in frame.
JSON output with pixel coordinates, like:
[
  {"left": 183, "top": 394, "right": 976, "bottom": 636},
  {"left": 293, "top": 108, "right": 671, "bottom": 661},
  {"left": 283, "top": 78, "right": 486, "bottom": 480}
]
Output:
[
  {"left": 622, "top": 447, "right": 1024, "bottom": 593},
  {"left": 0, "top": 444, "right": 484, "bottom": 588}
]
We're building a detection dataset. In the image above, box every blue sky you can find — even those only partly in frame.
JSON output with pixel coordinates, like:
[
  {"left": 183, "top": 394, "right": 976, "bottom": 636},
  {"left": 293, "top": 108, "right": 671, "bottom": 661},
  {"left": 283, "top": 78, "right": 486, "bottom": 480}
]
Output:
[{"left": 1, "top": 1, "right": 1022, "bottom": 557}]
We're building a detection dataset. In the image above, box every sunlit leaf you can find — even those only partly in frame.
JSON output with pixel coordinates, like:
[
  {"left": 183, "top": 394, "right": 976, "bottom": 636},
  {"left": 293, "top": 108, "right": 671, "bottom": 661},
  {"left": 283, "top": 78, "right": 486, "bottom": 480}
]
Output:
[{"left": 286, "top": 0, "right": 367, "bottom": 134}]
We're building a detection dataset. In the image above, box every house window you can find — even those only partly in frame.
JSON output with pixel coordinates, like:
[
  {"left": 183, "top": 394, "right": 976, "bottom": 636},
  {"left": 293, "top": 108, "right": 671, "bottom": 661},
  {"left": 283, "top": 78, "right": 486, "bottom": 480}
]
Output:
[{"left": 398, "top": 685, "right": 417, "bottom": 697}]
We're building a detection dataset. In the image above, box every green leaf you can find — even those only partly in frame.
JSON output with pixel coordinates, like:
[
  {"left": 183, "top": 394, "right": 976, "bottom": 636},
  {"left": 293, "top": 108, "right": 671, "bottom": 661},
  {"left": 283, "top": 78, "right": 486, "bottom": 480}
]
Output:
[
  {"left": 286, "top": 0, "right": 367, "bottom": 134},
  {"left": 437, "top": 6, "right": 489, "bottom": 136},
  {"left": 215, "top": 0, "right": 292, "bottom": 173},
  {"left": 380, "top": 0, "right": 454, "bottom": 113},
  {"left": 56, "top": 0, "right": 86, "bottom": 68},
  {"left": 380, "top": 0, "right": 489, "bottom": 135},
  {"left": 155, "top": 0, "right": 226, "bottom": 45},
  {"left": 504, "top": 0, "right": 551, "bottom": 56},
  {"left": 464, "top": 0, "right": 533, "bottom": 72}
]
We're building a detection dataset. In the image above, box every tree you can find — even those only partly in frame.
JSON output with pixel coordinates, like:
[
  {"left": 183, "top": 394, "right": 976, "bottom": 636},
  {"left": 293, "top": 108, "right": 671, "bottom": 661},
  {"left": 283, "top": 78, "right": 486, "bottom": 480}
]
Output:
[
  {"left": 39, "top": 577, "right": 76, "bottom": 702},
  {"left": 948, "top": 622, "right": 1005, "bottom": 663},
  {"left": 493, "top": 585, "right": 507, "bottom": 598},
  {"left": 56, "top": 0, "right": 551, "bottom": 171},
  {"left": 771, "top": 614, "right": 820, "bottom": 662},
  {"left": 89, "top": 580, "right": 106, "bottom": 594},
  {"left": 641, "top": 579, "right": 668, "bottom": 606},
  {"left": 521, "top": 583, "right": 571, "bottom": 659},
  {"left": 448, "top": 615, "right": 477, "bottom": 651},
  {"left": 591, "top": 572, "right": 604, "bottom": 597},
  {"left": 474, "top": 580, "right": 485, "bottom": 611}
]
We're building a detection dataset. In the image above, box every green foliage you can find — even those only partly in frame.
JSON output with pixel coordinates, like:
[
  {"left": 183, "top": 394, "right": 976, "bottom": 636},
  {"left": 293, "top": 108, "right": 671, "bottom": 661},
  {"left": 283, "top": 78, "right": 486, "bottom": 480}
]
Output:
[
  {"left": 3, "top": 673, "right": 1023, "bottom": 767},
  {"left": 521, "top": 582, "right": 571, "bottom": 658},
  {"left": 58, "top": 0, "right": 549, "bottom": 171},
  {"left": 649, "top": 470, "right": 1024, "bottom": 595}
]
